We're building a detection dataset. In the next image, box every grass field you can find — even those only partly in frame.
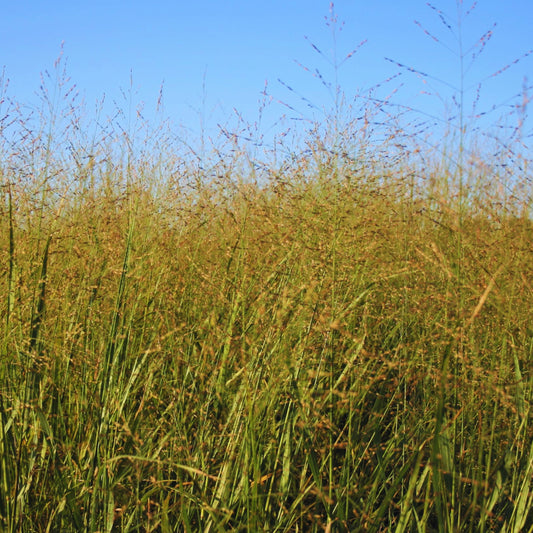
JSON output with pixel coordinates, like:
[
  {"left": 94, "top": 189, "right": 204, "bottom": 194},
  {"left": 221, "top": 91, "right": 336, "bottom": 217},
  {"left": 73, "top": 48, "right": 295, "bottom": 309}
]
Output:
[{"left": 2, "top": 9, "right": 533, "bottom": 532}]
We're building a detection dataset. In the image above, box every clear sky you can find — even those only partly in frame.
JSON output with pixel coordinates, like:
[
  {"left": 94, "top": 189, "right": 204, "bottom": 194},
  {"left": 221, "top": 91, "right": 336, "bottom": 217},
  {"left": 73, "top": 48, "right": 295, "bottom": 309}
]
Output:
[{"left": 1, "top": 0, "right": 532, "bottom": 149}]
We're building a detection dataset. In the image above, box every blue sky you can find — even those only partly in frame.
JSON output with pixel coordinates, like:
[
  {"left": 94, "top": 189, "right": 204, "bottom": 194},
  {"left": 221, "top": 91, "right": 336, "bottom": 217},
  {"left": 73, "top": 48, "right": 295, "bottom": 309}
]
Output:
[{"left": 1, "top": 1, "right": 532, "bottom": 148}]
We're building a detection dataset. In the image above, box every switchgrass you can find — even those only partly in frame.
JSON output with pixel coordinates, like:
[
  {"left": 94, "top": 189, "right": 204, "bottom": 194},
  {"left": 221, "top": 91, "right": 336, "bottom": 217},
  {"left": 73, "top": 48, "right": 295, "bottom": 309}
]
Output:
[
  {"left": 2, "top": 124, "right": 532, "bottom": 531},
  {"left": 2, "top": 4, "right": 533, "bottom": 532}
]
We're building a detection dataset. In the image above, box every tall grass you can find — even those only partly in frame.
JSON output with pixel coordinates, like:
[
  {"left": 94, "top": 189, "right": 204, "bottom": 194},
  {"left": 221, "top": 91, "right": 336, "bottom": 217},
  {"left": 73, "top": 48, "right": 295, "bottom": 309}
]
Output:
[{"left": 1, "top": 3, "right": 533, "bottom": 531}]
